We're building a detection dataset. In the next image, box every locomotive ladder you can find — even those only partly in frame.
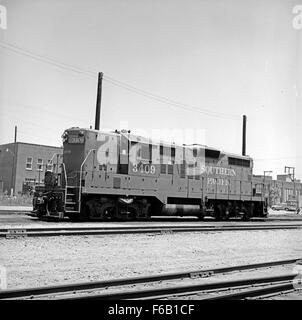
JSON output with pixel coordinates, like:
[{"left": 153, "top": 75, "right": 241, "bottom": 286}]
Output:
[
  {"left": 61, "top": 163, "right": 80, "bottom": 214},
  {"left": 64, "top": 185, "right": 80, "bottom": 213},
  {"left": 63, "top": 149, "right": 96, "bottom": 215}
]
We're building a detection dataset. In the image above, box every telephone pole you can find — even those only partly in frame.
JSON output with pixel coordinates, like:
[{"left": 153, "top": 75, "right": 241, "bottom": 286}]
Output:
[
  {"left": 242, "top": 115, "right": 246, "bottom": 156},
  {"left": 94, "top": 72, "right": 103, "bottom": 130},
  {"left": 10, "top": 125, "right": 17, "bottom": 196}
]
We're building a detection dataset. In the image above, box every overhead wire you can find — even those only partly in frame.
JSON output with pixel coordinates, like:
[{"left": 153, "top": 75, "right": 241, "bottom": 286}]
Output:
[
  {"left": 104, "top": 75, "right": 240, "bottom": 120},
  {"left": 0, "top": 41, "right": 96, "bottom": 78},
  {"left": 0, "top": 40, "right": 241, "bottom": 121},
  {"left": 0, "top": 96, "right": 90, "bottom": 124}
]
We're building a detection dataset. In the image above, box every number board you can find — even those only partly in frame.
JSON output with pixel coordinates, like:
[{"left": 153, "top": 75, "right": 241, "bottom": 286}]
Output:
[{"left": 68, "top": 136, "right": 84, "bottom": 144}]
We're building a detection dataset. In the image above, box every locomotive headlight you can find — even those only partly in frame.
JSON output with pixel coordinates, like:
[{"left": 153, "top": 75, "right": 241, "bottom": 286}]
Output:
[{"left": 79, "top": 130, "right": 85, "bottom": 137}]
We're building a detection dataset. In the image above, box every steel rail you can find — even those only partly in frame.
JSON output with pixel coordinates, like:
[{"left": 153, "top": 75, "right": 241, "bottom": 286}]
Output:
[
  {"left": 1, "top": 224, "right": 302, "bottom": 238},
  {"left": 0, "top": 258, "right": 300, "bottom": 300},
  {"left": 60, "top": 273, "right": 299, "bottom": 300},
  {"left": 1, "top": 223, "right": 301, "bottom": 233},
  {"left": 201, "top": 281, "right": 296, "bottom": 300},
  {"left": 2, "top": 222, "right": 302, "bottom": 233}
]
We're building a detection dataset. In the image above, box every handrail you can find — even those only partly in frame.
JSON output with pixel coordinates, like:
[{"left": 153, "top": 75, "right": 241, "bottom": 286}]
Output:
[
  {"left": 50, "top": 152, "right": 62, "bottom": 162},
  {"left": 78, "top": 149, "right": 96, "bottom": 211},
  {"left": 49, "top": 153, "right": 63, "bottom": 173},
  {"left": 61, "top": 163, "right": 67, "bottom": 187}
]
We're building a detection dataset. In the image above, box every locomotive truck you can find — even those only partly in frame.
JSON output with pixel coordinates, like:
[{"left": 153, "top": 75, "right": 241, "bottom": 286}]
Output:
[{"left": 32, "top": 127, "right": 268, "bottom": 221}]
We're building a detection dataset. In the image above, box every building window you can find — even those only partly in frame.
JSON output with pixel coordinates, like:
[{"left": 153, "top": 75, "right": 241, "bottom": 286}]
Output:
[
  {"left": 26, "top": 157, "right": 33, "bottom": 170},
  {"left": 46, "top": 159, "right": 53, "bottom": 171},
  {"left": 193, "top": 148, "right": 197, "bottom": 158},
  {"left": 37, "top": 158, "right": 43, "bottom": 171},
  {"left": 255, "top": 184, "right": 262, "bottom": 194}
]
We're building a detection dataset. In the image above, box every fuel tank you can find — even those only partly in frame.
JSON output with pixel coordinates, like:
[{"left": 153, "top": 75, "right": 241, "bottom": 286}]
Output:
[{"left": 160, "top": 204, "right": 201, "bottom": 216}]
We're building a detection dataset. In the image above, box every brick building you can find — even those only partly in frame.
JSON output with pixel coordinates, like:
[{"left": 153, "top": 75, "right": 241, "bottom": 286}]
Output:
[
  {"left": 0, "top": 142, "right": 63, "bottom": 195},
  {"left": 253, "top": 174, "right": 302, "bottom": 207},
  {"left": 272, "top": 176, "right": 301, "bottom": 205}
]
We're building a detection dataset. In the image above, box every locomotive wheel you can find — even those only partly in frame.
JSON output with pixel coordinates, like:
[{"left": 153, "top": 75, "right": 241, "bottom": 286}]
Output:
[
  {"left": 142, "top": 207, "right": 152, "bottom": 220},
  {"left": 220, "top": 204, "right": 230, "bottom": 221},
  {"left": 223, "top": 208, "right": 230, "bottom": 221},
  {"left": 197, "top": 214, "right": 205, "bottom": 220},
  {"left": 128, "top": 207, "right": 138, "bottom": 220},
  {"left": 101, "top": 207, "right": 114, "bottom": 220},
  {"left": 98, "top": 204, "right": 115, "bottom": 220},
  {"left": 115, "top": 204, "right": 137, "bottom": 221},
  {"left": 242, "top": 214, "right": 250, "bottom": 221},
  {"left": 241, "top": 209, "right": 251, "bottom": 221},
  {"left": 214, "top": 205, "right": 222, "bottom": 221}
]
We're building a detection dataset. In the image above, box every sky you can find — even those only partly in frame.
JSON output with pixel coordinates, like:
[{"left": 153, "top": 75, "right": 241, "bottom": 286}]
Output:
[{"left": 0, "top": 0, "right": 301, "bottom": 179}]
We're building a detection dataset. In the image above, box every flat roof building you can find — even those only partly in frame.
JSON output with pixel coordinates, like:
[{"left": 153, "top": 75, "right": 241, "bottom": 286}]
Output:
[{"left": 0, "top": 142, "right": 62, "bottom": 195}]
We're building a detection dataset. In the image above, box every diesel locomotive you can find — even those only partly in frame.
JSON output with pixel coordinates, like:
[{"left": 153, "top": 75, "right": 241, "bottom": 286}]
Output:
[{"left": 32, "top": 127, "right": 268, "bottom": 221}]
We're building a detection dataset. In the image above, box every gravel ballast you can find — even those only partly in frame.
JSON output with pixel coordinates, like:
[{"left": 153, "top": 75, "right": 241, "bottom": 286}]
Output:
[{"left": 1, "top": 229, "right": 302, "bottom": 289}]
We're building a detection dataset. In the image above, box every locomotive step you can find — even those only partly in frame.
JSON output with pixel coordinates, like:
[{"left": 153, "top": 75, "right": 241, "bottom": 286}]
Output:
[{"left": 65, "top": 201, "right": 77, "bottom": 205}]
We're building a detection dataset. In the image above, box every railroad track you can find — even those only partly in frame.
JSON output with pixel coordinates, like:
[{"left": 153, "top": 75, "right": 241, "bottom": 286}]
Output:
[
  {"left": 72, "top": 274, "right": 298, "bottom": 300},
  {"left": 1, "top": 223, "right": 302, "bottom": 238},
  {"left": 1, "top": 258, "right": 301, "bottom": 300},
  {"left": 200, "top": 278, "right": 299, "bottom": 300}
]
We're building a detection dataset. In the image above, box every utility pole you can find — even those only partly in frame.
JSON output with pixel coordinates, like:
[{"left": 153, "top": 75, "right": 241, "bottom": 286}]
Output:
[
  {"left": 10, "top": 126, "right": 17, "bottom": 196},
  {"left": 284, "top": 166, "right": 298, "bottom": 213},
  {"left": 242, "top": 115, "right": 247, "bottom": 156},
  {"left": 94, "top": 72, "right": 103, "bottom": 130}
]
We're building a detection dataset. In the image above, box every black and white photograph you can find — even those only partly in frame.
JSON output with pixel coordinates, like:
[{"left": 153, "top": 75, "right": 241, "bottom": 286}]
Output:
[{"left": 0, "top": 0, "right": 302, "bottom": 313}]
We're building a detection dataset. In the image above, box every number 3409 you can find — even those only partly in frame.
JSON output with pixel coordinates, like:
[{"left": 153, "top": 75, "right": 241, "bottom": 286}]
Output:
[{"left": 132, "top": 164, "right": 156, "bottom": 174}]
